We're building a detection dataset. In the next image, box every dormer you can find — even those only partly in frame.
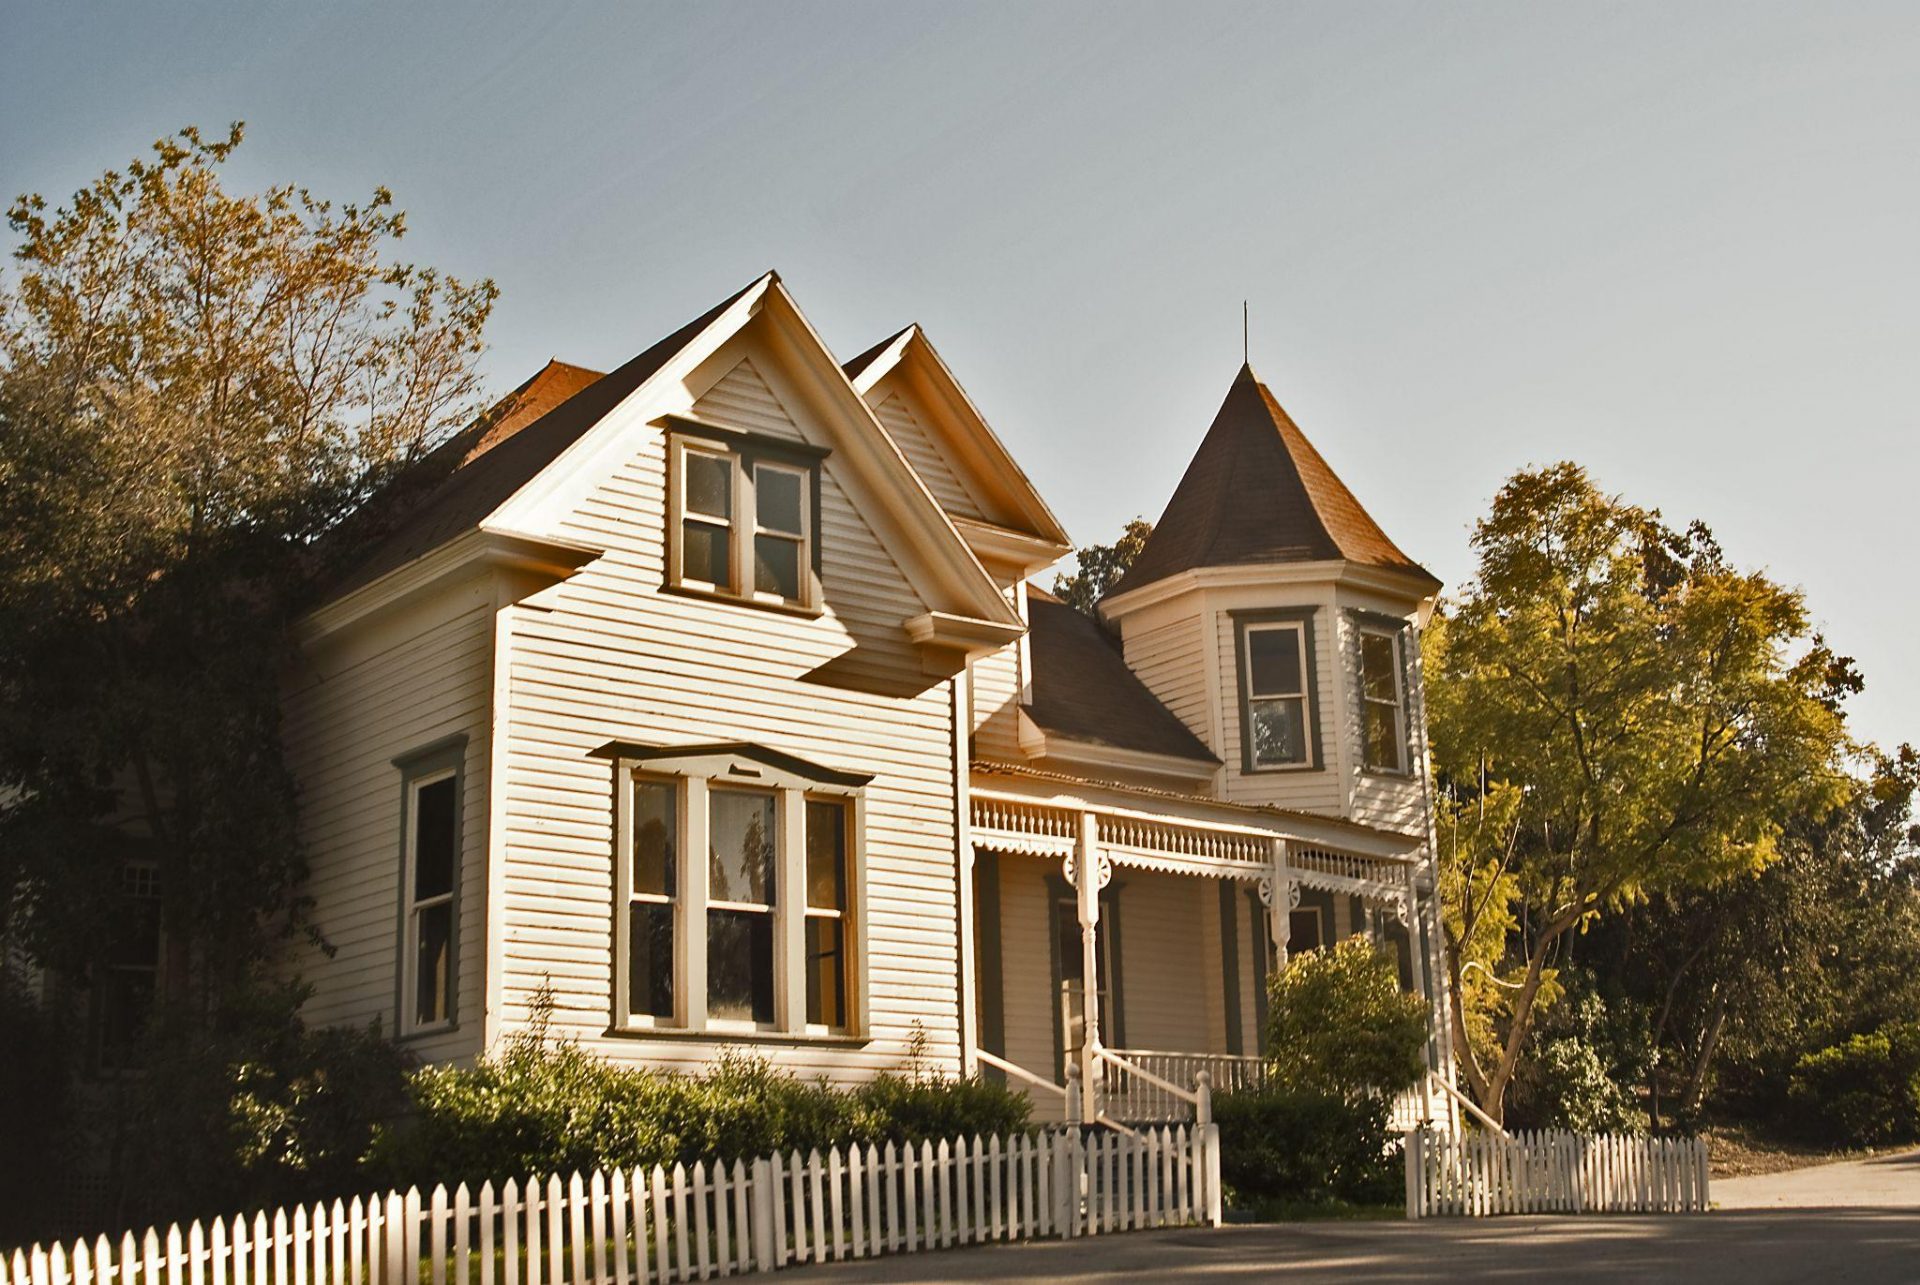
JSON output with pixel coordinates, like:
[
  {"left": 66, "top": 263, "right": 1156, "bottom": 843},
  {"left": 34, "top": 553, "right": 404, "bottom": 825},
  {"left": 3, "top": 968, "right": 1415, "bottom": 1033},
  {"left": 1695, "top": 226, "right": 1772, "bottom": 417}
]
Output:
[{"left": 1098, "top": 364, "right": 1440, "bottom": 833}]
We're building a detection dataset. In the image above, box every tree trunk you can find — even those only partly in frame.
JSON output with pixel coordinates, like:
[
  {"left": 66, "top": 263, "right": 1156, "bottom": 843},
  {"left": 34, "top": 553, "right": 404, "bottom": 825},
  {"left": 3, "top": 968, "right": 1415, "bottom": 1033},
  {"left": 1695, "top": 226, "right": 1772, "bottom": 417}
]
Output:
[{"left": 1679, "top": 1000, "right": 1728, "bottom": 1119}]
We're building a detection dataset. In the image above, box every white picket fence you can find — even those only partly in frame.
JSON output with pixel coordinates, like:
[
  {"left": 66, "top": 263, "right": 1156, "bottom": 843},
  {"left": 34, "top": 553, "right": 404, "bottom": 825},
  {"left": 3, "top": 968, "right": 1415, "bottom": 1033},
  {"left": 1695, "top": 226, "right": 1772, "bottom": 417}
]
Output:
[
  {"left": 1405, "top": 1127, "right": 1711, "bottom": 1218},
  {"left": 3, "top": 1125, "right": 1220, "bottom": 1285}
]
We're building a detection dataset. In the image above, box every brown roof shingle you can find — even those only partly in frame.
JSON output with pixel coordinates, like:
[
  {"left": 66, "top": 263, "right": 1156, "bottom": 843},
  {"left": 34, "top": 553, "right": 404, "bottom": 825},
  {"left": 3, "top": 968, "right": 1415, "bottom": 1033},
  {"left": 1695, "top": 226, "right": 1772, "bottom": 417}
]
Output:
[
  {"left": 1021, "top": 591, "right": 1218, "bottom": 764},
  {"left": 1107, "top": 364, "right": 1439, "bottom": 600}
]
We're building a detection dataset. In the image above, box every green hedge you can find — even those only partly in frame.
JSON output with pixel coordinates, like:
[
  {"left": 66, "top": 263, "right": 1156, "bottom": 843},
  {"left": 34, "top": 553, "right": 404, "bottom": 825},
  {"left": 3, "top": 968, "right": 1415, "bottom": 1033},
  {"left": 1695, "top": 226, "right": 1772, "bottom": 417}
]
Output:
[
  {"left": 1788, "top": 1022, "right": 1920, "bottom": 1147},
  {"left": 1212, "top": 1089, "right": 1400, "bottom": 1207},
  {"left": 371, "top": 1032, "right": 1032, "bottom": 1188}
]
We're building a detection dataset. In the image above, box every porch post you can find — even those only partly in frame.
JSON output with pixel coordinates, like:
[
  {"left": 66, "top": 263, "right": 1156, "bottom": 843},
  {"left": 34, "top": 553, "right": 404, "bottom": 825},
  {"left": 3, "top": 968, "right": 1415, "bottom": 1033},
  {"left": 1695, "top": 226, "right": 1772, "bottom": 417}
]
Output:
[
  {"left": 1075, "top": 809, "right": 1101, "bottom": 1124},
  {"left": 1266, "top": 838, "right": 1291, "bottom": 970},
  {"left": 1401, "top": 861, "right": 1434, "bottom": 1122}
]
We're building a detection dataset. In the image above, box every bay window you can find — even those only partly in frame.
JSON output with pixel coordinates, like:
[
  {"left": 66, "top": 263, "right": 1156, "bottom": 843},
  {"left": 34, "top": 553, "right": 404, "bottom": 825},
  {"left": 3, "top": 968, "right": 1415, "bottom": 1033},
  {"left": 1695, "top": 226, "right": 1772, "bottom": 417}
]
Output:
[
  {"left": 1357, "top": 624, "right": 1409, "bottom": 774},
  {"left": 395, "top": 737, "right": 465, "bottom": 1036},
  {"left": 606, "top": 742, "right": 867, "bottom": 1038}
]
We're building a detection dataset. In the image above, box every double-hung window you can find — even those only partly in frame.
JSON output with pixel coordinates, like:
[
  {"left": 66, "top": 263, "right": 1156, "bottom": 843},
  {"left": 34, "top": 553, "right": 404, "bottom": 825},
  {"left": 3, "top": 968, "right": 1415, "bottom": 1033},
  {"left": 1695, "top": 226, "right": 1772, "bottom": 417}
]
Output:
[
  {"left": 1358, "top": 625, "right": 1409, "bottom": 774},
  {"left": 397, "top": 740, "right": 463, "bottom": 1035},
  {"left": 1234, "top": 612, "right": 1319, "bottom": 771},
  {"left": 669, "top": 427, "right": 824, "bottom": 611},
  {"left": 609, "top": 745, "right": 865, "bottom": 1037}
]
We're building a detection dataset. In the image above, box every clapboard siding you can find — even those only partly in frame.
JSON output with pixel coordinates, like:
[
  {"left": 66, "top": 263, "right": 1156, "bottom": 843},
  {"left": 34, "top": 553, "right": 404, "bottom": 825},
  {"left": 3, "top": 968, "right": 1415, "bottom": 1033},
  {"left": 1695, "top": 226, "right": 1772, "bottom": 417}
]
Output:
[
  {"left": 1336, "top": 606, "right": 1427, "bottom": 837},
  {"left": 282, "top": 580, "right": 494, "bottom": 1066},
  {"left": 1120, "top": 611, "right": 1211, "bottom": 749},
  {"left": 1112, "top": 870, "right": 1212, "bottom": 1055},
  {"left": 969, "top": 638, "right": 1024, "bottom": 759},
  {"left": 1213, "top": 605, "right": 1345, "bottom": 814},
  {"left": 489, "top": 347, "right": 964, "bottom": 1081},
  {"left": 994, "top": 853, "right": 1058, "bottom": 1083},
  {"left": 873, "top": 391, "right": 986, "bottom": 522}
]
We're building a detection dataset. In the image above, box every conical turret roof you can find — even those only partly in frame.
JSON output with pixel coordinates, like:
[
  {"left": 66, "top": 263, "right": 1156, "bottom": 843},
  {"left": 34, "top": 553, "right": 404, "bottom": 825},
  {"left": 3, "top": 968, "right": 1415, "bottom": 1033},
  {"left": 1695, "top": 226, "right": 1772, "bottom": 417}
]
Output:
[{"left": 1107, "top": 364, "right": 1438, "bottom": 599}]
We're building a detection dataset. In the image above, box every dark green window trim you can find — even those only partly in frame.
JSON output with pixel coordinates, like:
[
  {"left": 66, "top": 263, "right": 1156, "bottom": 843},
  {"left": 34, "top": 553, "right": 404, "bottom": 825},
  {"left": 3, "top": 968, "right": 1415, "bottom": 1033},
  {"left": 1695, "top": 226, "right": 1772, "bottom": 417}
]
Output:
[
  {"left": 974, "top": 850, "right": 1006, "bottom": 1068},
  {"left": 663, "top": 422, "right": 827, "bottom": 612},
  {"left": 1347, "top": 608, "right": 1415, "bottom": 779},
  {"left": 1218, "top": 881, "right": 1242, "bottom": 1056},
  {"left": 1246, "top": 888, "right": 1270, "bottom": 1053},
  {"left": 1228, "top": 607, "right": 1324, "bottom": 774}
]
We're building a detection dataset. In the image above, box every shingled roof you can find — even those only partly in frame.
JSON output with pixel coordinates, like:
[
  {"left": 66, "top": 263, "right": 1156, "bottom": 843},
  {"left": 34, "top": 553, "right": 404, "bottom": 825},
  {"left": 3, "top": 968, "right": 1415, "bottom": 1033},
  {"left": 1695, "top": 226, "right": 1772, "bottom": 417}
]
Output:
[
  {"left": 1022, "top": 590, "right": 1218, "bottom": 764},
  {"left": 322, "top": 280, "right": 756, "bottom": 601},
  {"left": 1107, "top": 364, "right": 1439, "bottom": 600}
]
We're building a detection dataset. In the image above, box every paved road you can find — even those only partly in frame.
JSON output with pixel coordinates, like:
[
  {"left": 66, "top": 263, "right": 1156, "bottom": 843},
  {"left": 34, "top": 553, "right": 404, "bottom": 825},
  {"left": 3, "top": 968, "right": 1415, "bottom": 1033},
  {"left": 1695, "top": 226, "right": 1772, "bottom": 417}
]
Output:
[
  {"left": 1715, "top": 1147, "right": 1920, "bottom": 1208},
  {"left": 784, "top": 1213, "right": 1920, "bottom": 1283}
]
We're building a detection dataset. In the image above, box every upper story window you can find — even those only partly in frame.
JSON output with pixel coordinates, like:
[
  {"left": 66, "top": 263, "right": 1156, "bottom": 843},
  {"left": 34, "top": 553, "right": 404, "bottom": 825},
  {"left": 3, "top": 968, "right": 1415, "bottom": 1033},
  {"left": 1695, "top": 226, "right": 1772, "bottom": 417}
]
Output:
[
  {"left": 669, "top": 427, "right": 824, "bottom": 612},
  {"left": 1358, "top": 625, "right": 1409, "bottom": 774},
  {"left": 1233, "top": 610, "right": 1321, "bottom": 772},
  {"left": 608, "top": 743, "right": 867, "bottom": 1039},
  {"left": 396, "top": 738, "right": 465, "bottom": 1036}
]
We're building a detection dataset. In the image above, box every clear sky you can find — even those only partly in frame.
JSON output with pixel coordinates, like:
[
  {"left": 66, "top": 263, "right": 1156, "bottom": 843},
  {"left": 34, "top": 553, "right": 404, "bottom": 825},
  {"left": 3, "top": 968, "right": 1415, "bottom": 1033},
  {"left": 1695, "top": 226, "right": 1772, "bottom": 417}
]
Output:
[{"left": 4, "top": 2, "right": 1916, "bottom": 751}]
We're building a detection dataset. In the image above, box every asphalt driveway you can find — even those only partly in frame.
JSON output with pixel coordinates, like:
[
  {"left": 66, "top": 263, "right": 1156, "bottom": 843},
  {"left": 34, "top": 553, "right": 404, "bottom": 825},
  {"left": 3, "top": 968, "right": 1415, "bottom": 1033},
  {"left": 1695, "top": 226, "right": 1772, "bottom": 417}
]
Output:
[{"left": 785, "top": 1149, "right": 1920, "bottom": 1283}]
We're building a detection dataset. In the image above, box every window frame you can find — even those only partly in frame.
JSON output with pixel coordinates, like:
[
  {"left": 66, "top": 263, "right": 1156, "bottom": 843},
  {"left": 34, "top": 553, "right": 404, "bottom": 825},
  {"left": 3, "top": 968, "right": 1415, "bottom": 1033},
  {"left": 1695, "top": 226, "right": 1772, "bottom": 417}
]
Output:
[
  {"left": 394, "top": 736, "right": 466, "bottom": 1039},
  {"left": 666, "top": 425, "right": 827, "bottom": 615},
  {"left": 1355, "top": 620, "right": 1411, "bottom": 776},
  {"left": 1229, "top": 608, "right": 1324, "bottom": 774},
  {"left": 610, "top": 755, "right": 867, "bottom": 1041},
  {"left": 801, "top": 794, "right": 855, "bottom": 1035}
]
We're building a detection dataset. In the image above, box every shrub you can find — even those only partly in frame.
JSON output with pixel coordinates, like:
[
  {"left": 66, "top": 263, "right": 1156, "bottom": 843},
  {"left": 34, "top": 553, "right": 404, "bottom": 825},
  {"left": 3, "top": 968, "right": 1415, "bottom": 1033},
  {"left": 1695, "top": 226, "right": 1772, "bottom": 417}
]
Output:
[
  {"left": 1212, "top": 1089, "right": 1399, "bottom": 1207},
  {"left": 374, "top": 1025, "right": 1033, "bottom": 1187},
  {"left": 1507, "top": 986, "right": 1648, "bottom": 1134},
  {"left": 1787, "top": 1022, "right": 1920, "bottom": 1147},
  {"left": 1264, "top": 937, "right": 1428, "bottom": 1100}
]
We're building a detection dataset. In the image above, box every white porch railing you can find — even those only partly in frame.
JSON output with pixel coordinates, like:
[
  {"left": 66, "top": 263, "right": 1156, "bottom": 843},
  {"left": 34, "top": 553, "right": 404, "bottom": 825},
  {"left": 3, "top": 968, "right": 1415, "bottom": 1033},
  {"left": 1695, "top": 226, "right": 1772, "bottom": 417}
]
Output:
[
  {"left": 1105, "top": 1050, "right": 1261, "bottom": 1121},
  {"left": 2, "top": 1126, "right": 1223, "bottom": 1285}
]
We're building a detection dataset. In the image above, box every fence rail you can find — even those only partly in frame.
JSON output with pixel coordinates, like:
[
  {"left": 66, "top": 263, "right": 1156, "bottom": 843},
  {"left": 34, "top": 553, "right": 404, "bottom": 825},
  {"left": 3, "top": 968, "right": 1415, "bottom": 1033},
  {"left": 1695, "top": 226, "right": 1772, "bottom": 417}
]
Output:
[
  {"left": 4, "top": 1126, "right": 1220, "bottom": 1285},
  {"left": 1405, "top": 1128, "right": 1710, "bottom": 1218}
]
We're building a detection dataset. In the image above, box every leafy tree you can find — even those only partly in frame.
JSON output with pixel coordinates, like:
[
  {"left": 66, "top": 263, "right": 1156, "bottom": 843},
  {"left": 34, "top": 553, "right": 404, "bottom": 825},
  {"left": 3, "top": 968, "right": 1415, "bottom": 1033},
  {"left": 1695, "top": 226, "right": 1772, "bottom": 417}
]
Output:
[
  {"left": 0, "top": 124, "right": 494, "bottom": 1224},
  {"left": 1426, "top": 464, "right": 1854, "bottom": 1124},
  {"left": 1264, "top": 937, "right": 1428, "bottom": 1100},
  {"left": 1051, "top": 518, "right": 1151, "bottom": 615}
]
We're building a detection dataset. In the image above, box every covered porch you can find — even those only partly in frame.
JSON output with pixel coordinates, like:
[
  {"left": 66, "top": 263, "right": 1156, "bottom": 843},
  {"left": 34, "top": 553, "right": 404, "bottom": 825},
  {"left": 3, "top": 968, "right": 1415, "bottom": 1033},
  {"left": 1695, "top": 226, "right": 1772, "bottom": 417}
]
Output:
[{"left": 967, "top": 771, "right": 1453, "bottom": 1132}]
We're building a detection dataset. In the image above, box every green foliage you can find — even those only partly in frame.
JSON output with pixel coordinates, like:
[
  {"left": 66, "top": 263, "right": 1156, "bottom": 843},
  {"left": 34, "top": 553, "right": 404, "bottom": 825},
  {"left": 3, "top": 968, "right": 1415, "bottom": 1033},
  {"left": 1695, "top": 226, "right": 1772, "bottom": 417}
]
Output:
[
  {"left": 1427, "top": 463, "right": 1856, "bottom": 1122},
  {"left": 374, "top": 1025, "right": 1032, "bottom": 1188},
  {"left": 1213, "top": 1089, "right": 1400, "bottom": 1207},
  {"left": 1787, "top": 1024, "right": 1920, "bottom": 1147},
  {"left": 1264, "top": 937, "right": 1427, "bottom": 1100},
  {"left": 1051, "top": 519, "right": 1151, "bottom": 616},
  {"left": 1506, "top": 986, "right": 1649, "bottom": 1135}
]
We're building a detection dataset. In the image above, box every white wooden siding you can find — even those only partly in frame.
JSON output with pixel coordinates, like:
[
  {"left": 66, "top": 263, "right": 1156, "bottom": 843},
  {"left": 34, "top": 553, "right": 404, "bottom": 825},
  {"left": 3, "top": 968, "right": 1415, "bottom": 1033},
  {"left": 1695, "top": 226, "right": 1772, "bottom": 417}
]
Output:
[
  {"left": 994, "top": 853, "right": 1058, "bottom": 1081},
  {"left": 282, "top": 577, "right": 495, "bottom": 1065},
  {"left": 1334, "top": 601, "right": 1427, "bottom": 837},
  {"left": 491, "top": 344, "right": 963, "bottom": 1081},
  {"left": 1118, "top": 610, "right": 1210, "bottom": 749},
  {"left": 1111, "top": 870, "right": 1211, "bottom": 1055},
  {"left": 968, "top": 639, "right": 1024, "bottom": 760},
  {"left": 872, "top": 392, "right": 987, "bottom": 522}
]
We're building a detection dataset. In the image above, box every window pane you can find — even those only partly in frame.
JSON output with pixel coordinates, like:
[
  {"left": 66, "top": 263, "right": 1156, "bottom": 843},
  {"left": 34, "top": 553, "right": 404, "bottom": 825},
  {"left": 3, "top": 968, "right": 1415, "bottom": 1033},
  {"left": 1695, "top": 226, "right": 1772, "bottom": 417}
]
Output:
[
  {"left": 1055, "top": 900, "right": 1083, "bottom": 983},
  {"left": 685, "top": 451, "right": 732, "bottom": 519},
  {"left": 756, "top": 466, "right": 804, "bottom": 535},
  {"left": 682, "top": 519, "right": 732, "bottom": 589},
  {"left": 708, "top": 908, "right": 775, "bottom": 1022},
  {"left": 806, "top": 917, "right": 846, "bottom": 1028},
  {"left": 628, "top": 901, "right": 675, "bottom": 1019},
  {"left": 1248, "top": 627, "right": 1303, "bottom": 696},
  {"left": 1365, "top": 701, "right": 1402, "bottom": 771},
  {"left": 413, "top": 776, "right": 457, "bottom": 900},
  {"left": 1360, "top": 633, "right": 1399, "bottom": 702},
  {"left": 633, "top": 780, "right": 677, "bottom": 897},
  {"left": 1288, "top": 910, "right": 1323, "bottom": 952},
  {"left": 754, "top": 534, "right": 801, "bottom": 600},
  {"left": 709, "top": 790, "right": 775, "bottom": 905},
  {"left": 415, "top": 901, "right": 453, "bottom": 1025},
  {"left": 1250, "top": 697, "right": 1308, "bottom": 766},
  {"left": 112, "top": 894, "right": 162, "bottom": 969},
  {"left": 98, "top": 968, "right": 155, "bottom": 1070},
  {"left": 805, "top": 800, "right": 847, "bottom": 910}
]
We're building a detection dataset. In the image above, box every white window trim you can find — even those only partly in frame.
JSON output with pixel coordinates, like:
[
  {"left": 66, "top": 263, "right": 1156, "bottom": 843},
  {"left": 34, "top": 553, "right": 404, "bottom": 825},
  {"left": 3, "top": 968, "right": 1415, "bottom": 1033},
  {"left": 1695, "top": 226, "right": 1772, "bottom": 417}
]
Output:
[
  {"left": 612, "top": 761, "right": 866, "bottom": 1040},
  {"left": 1357, "top": 624, "right": 1410, "bottom": 776},
  {"left": 1241, "top": 621, "right": 1315, "bottom": 771},
  {"left": 668, "top": 435, "right": 818, "bottom": 612},
  {"left": 402, "top": 766, "right": 459, "bottom": 1036}
]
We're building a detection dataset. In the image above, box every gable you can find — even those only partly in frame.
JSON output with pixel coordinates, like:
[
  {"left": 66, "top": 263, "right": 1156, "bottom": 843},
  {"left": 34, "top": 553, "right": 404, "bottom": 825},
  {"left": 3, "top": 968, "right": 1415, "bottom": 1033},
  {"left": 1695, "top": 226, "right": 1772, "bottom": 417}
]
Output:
[{"left": 874, "top": 391, "right": 988, "bottom": 522}]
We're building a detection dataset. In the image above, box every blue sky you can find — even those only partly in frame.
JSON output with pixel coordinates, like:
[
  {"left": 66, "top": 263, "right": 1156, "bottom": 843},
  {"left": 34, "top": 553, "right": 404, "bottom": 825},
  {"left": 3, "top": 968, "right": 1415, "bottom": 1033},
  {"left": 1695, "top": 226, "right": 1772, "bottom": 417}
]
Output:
[{"left": 5, "top": 2, "right": 1917, "bottom": 751}]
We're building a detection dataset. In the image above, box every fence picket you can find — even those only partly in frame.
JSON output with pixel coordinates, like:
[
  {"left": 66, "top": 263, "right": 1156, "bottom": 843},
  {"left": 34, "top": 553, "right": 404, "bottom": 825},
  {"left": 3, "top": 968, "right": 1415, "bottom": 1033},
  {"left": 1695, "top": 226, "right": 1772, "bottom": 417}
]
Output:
[{"left": 1402, "top": 1127, "right": 1710, "bottom": 1219}]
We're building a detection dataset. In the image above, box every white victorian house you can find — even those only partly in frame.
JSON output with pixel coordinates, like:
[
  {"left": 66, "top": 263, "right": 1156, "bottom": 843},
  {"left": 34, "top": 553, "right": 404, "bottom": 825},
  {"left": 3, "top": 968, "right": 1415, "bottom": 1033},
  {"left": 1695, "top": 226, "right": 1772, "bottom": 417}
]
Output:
[{"left": 282, "top": 272, "right": 1456, "bottom": 1131}]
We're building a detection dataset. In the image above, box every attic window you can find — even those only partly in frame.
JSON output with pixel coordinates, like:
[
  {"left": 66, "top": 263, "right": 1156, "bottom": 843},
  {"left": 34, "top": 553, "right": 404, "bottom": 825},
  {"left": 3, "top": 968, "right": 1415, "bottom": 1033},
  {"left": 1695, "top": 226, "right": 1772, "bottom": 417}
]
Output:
[{"left": 668, "top": 429, "right": 824, "bottom": 611}]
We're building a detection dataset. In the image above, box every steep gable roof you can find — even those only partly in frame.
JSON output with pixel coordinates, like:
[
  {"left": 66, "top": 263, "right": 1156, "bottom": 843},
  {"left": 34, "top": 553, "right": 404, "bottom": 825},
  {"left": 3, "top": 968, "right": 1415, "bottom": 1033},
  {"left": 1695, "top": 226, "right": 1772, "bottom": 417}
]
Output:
[
  {"left": 322, "top": 281, "right": 760, "bottom": 601},
  {"left": 1107, "top": 364, "right": 1439, "bottom": 600},
  {"left": 1022, "top": 590, "right": 1217, "bottom": 764}
]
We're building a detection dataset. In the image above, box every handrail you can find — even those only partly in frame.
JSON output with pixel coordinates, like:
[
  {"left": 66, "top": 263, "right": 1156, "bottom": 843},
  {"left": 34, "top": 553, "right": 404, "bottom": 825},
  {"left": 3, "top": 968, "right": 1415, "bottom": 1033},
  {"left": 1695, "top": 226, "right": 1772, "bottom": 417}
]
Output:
[
  {"left": 976, "top": 1049, "right": 1066, "bottom": 1099},
  {"left": 1093, "top": 1046, "right": 1199, "bottom": 1105},
  {"left": 1431, "top": 1073, "right": 1507, "bottom": 1136}
]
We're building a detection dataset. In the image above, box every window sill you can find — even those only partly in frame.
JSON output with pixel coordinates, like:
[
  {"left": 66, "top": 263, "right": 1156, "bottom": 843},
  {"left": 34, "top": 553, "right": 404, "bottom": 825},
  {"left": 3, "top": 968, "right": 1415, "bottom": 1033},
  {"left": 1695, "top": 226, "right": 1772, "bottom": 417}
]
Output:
[
  {"left": 602, "top": 1025, "right": 870, "bottom": 1047},
  {"left": 399, "top": 1021, "right": 459, "bottom": 1042},
  {"left": 661, "top": 583, "right": 823, "bottom": 621},
  {"left": 1243, "top": 762, "right": 1323, "bottom": 775},
  {"left": 1358, "top": 766, "right": 1414, "bottom": 781}
]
